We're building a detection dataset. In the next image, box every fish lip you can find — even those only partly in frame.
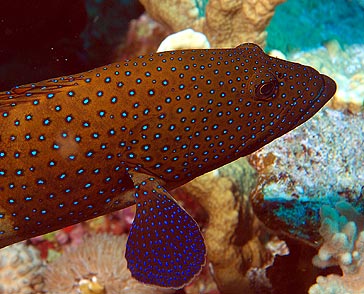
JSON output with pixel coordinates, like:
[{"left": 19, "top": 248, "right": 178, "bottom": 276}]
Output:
[{"left": 319, "top": 74, "right": 337, "bottom": 104}]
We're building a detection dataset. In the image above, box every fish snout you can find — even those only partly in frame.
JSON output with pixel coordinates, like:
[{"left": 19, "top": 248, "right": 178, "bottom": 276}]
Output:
[{"left": 320, "top": 74, "right": 337, "bottom": 102}]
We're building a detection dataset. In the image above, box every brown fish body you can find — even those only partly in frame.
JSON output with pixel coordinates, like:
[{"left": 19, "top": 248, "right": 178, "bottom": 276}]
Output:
[{"left": 0, "top": 43, "right": 336, "bottom": 288}]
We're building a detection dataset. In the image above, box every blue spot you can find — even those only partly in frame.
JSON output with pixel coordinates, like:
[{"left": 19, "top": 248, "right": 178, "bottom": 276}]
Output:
[
  {"left": 47, "top": 93, "right": 54, "bottom": 99},
  {"left": 49, "top": 161, "right": 56, "bottom": 166},
  {"left": 83, "top": 121, "right": 90, "bottom": 127},
  {"left": 53, "top": 143, "right": 60, "bottom": 149},
  {"left": 37, "top": 179, "right": 45, "bottom": 185},
  {"left": 105, "top": 77, "right": 111, "bottom": 83},
  {"left": 129, "top": 90, "right": 135, "bottom": 96},
  {"left": 59, "top": 173, "right": 67, "bottom": 179},
  {"left": 68, "top": 91, "right": 75, "bottom": 97},
  {"left": 111, "top": 97, "right": 117, "bottom": 103},
  {"left": 86, "top": 150, "right": 94, "bottom": 157},
  {"left": 98, "top": 110, "right": 105, "bottom": 117},
  {"left": 65, "top": 115, "right": 73, "bottom": 123},
  {"left": 30, "top": 150, "right": 38, "bottom": 156},
  {"left": 97, "top": 91, "right": 103, "bottom": 97},
  {"left": 75, "top": 136, "right": 81, "bottom": 142},
  {"left": 25, "top": 114, "right": 32, "bottom": 120},
  {"left": 43, "top": 118, "right": 51, "bottom": 125},
  {"left": 83, "top": 98, "right": 90, "bottom": 105}
]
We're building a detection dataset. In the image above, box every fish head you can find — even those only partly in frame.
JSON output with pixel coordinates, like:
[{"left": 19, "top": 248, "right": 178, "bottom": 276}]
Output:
[{"left": 235, "top": 43, "right": 336, "bottom": 156}]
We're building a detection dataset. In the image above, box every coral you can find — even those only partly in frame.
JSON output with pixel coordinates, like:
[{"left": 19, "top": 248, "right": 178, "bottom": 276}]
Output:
[
  {"left": 43, "top": 233, "right": 174, "bottom": 294},
  {"left": 157, "top": 29, "right": 210, "bottom": 52},
  {"left": 249, "top": 108, "right": 364, "bottom": 244},
  {"left": 289, "top": 40, "right": 364, "bottom": 113},
  {"left": 309, "top": 202, "right": 364, "bottom": 293},
  {"left": 0, "top": 243, "right": 44, "bottom": 293},
  {"left": 181, "top": 158, "right": 286, "bottom": 293},
  {"left": 139, "top": 0, "right": 285, "bottom": 48}
]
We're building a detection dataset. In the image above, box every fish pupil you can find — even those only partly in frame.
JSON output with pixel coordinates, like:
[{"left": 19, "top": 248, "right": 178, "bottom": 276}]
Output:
[{"left": 255, "top": 81, "right": 277, "bottom": 100}]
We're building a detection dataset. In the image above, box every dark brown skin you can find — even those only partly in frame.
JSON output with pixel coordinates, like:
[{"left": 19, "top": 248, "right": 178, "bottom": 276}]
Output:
[{"left": 0, "top": 43, "right": 336, "bottom": 288}]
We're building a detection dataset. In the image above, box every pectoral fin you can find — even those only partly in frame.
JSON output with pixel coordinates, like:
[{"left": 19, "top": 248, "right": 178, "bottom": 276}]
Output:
[{"left": 125, "top": 171, "right": 206, "bottom": 288}]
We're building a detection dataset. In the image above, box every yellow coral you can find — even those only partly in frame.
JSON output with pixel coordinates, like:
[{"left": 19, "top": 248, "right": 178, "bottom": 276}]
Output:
[{"left": 139, "top": 0, "right": 285, "bottom": 48}]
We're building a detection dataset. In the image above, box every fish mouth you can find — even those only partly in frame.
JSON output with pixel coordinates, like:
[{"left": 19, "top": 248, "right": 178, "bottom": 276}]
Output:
[{"left": 318, "top": 74, "right": 337, "bottom": 104}]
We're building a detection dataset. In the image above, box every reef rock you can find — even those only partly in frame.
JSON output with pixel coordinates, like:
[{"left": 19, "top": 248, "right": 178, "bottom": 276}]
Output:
[{"left": 249, "top": 108, "right": 364, "bottom": 245}]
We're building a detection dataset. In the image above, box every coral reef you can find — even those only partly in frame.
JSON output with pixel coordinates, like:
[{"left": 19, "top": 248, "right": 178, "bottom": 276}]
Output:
[
  {"left": 181, "top": 158, "right": 288, "bottom": 293},
  {"left": 309, "top": 202, "right": 364, "bottom": 293},
  {"left": 139, "top": 0, "right": 285, "bottom": 48},
  {"left": 289, "top": 40, "right": 364, "bottom": 113},
  {"left": 0, "top": 243, "right": 44, "bottom": 293},
  {"left": 249, "top": 108, "right": 364, "bottom": 245},
  {"left": 157, "top": 28, "right": 210, "bottom": 52},
  {"left": 43, "top": 233, "right": 174, "bottom": 294}
]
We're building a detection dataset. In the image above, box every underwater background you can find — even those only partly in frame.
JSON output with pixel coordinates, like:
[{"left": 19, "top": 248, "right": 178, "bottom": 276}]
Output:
[{"left": 0, "top": 0, "right": 363, "bottom": 293}]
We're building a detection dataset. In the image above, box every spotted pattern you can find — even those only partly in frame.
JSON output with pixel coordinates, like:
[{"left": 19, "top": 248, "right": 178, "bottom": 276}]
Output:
[{"left": 0, "top": 43, "right": 336, "bottom": 288}]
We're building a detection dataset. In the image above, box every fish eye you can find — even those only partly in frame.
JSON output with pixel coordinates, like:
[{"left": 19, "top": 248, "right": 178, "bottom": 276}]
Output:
[{"left": 255, "top": 81, "right": 278, "bottom": 100}]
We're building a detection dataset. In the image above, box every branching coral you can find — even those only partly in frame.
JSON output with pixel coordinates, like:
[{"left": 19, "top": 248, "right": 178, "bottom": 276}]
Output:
[
  {"left": 0, "top": 243, "right": 44, "bottom": 293},
  {"left": 139, "top": 0, "right": 285, "bottom": 48},
  {"left": 43, "top": 233, "right": 174, "bottom": 294},
  {"left": 309, "top": 202, "right": 364, "bottom": 293}
]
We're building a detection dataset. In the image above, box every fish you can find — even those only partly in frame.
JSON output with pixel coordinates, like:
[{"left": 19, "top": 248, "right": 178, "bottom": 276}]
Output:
[{"left": 0, "top": 43, "right": 336, "bottom": 288}]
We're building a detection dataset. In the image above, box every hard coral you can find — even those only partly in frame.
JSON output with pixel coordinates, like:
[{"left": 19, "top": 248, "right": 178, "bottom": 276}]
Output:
[
  {"left": 43, "top": 233, "right": 174, "bottom": 294},
  {"left": 249, "top": 108, "right": 364, "bottom": 245},
  {"left": 157, "top": 29, "right": 210, "bottom": 52},
  {"left": 139, "top": 0, "right": 285, "bottom": 48},
  {"left": 0, "top": 243, "right": 44, "bottom": 293},
  {"left": 181, "top": 158, "right": 287, "bottom": 293},
  {"left": 309, "top": 202, "right": 364, "bottom": 294}
]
